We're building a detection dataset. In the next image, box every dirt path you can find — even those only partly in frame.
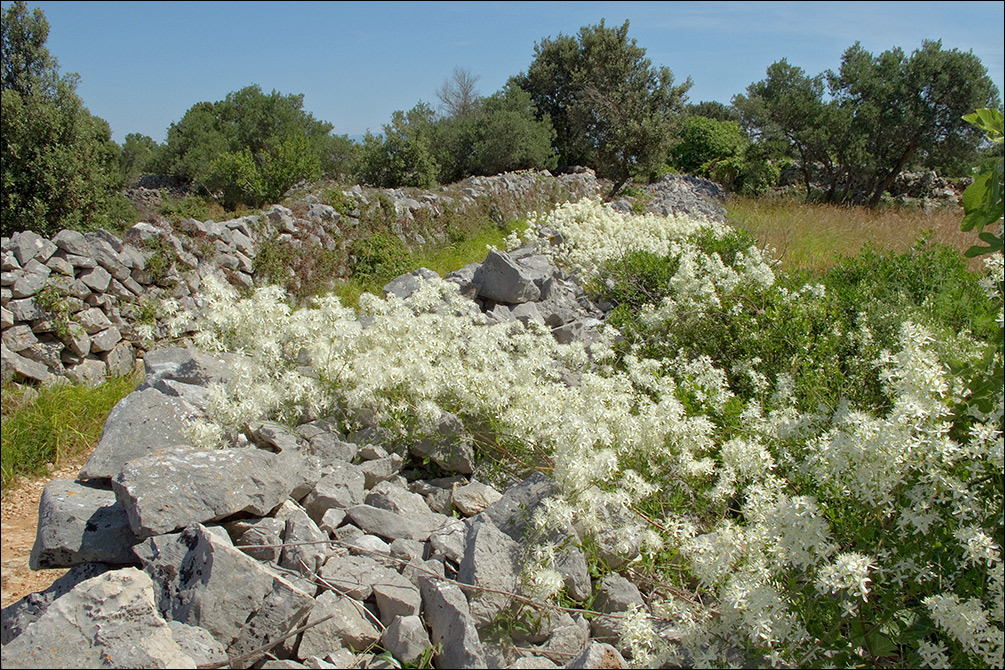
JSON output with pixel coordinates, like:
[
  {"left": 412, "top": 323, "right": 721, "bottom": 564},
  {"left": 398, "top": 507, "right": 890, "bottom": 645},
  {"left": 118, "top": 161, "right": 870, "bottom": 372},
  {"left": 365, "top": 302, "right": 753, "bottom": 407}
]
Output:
[{"left": 1, "top": 448, "right": 95, "bottom": 609}]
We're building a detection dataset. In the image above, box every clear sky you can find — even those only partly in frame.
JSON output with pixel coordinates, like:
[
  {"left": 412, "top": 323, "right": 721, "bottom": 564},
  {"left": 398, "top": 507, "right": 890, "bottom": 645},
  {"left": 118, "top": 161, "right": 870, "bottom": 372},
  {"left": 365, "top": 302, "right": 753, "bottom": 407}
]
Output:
[{"left": 8, "top": 1, "right": 1004, "bottom": 144}]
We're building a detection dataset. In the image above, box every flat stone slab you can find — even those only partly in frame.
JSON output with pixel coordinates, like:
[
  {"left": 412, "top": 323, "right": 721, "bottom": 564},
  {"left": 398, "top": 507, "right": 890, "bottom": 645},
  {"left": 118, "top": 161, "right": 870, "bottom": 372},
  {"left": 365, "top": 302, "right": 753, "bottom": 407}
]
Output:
[
  {"left": 135, "top": 524, "right": 315, "bottom": 657},
  {"left": 345, "top": 504, "right": 449, "bottom": 542},
  {"left": 113, "top": 445, "right": 310, "bottom": 538},
  {"left": 79, "top": 387, "right": 199, "bottom": 481},
  {"left": 29, "top": 479, "right": 141, "bottom": 569}
]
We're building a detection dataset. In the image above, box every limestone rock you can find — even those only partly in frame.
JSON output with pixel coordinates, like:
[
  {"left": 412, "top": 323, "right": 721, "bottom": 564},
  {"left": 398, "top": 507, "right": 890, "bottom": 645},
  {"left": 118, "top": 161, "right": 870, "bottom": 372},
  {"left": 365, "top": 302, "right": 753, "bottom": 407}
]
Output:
[
  {"left": 135, "top": 524, "right": 315, "bottom": 657},
  {"left": 0, "top": 563, "right": 112, "bottom": 645},
  {"left": 419, "top": 576, "right": 487, "bottom": 669},
  {"left": 30, "top": 479, "right": 140, "bottom": 569},
  {"left": 112, "top": 445, "right": 311, "bottom": 538},
  {"left": 456, "top": 517, "right": 523, "bottom": 627},
  {"left": 79, "top": 387, "right": 198, "bottom": 481},
  {"left": 0, "top": 568, "right": 199, "bottom": 669},
  {"left": 380, "top": 614, "right": 432, "bottom": 666},
  {"left": 473, "top": 250, "right": 541, "bottom": 303}
]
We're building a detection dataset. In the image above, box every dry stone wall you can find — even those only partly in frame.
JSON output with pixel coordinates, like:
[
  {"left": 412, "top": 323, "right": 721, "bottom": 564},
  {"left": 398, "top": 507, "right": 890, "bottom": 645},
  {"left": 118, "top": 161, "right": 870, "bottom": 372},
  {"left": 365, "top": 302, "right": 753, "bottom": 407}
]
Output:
[{"left": 1, "top": 169, "right": 606, "bottom": 388}]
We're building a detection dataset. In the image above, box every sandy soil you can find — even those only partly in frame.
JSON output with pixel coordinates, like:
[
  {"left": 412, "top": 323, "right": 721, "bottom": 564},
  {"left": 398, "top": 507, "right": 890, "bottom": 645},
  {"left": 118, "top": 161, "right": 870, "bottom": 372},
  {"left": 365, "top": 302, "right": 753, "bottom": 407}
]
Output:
[{"left": 1, "top": 448, "right": 95, "bottom": 610}]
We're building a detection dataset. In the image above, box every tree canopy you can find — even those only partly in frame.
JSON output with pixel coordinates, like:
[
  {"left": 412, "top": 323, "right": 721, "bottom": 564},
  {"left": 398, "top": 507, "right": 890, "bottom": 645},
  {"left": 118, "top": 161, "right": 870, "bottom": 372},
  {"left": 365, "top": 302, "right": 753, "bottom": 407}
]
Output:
[
  {"left": 514, "top": 19, "right": 692, "bottom": 196},
  {"left": 1, "top": 1, "right": 123, "bottom": 236},
  {"left": 735, "top": 40, "right": 1001, "bottom": 206},
  {"left": 160, "top": 85, "right": 334, "bottom": 207}
]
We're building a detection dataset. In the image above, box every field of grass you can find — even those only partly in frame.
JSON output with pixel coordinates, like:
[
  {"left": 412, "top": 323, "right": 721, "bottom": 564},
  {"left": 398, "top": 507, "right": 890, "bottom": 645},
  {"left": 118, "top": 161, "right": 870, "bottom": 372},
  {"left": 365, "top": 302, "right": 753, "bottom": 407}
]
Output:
[
  {"left": 726, "top": 195, "right": 976, "bottom": 274},
  {"left": 1, "top": 372, "right": 140, "bottom": 492}
]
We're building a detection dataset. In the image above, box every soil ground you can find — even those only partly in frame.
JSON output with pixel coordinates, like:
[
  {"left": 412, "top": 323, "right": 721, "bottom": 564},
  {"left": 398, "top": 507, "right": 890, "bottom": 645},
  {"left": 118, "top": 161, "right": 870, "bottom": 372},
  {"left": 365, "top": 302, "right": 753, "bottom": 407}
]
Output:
[{"left": 1, "top": 447, "right": 94, "bottom": 609}]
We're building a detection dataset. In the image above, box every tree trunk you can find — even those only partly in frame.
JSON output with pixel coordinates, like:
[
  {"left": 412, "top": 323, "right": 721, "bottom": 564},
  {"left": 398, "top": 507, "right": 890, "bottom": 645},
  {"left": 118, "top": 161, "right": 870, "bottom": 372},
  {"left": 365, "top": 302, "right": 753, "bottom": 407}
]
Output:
[
  {"left": 607, "top": 177, "right": 630, "bottom": 201},
  {"left": 868, "top": 137, "right": 920, "bottom": 208}
]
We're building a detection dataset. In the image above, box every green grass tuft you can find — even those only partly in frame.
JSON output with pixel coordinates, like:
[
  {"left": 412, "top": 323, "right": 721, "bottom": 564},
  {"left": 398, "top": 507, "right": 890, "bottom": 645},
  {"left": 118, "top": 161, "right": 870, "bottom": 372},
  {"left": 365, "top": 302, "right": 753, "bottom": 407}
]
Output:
[{"left": 1, "top": 372, "right": 140, "bottom": 492}]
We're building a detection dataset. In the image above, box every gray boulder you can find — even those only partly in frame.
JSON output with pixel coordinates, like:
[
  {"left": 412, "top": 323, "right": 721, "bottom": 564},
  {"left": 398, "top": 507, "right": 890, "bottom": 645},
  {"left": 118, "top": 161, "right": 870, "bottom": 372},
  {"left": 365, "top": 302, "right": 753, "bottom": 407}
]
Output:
[
  {"left": 135, "top": 524, "right": 315, "bottom": 657},
  {"left": 297, "top": 590, "right": 379, "bottom": 656},
  {"left": 29, "top": 479, "right": 140, "bottom": 569},
  {"left": 0, "top": 568, "right": 200, "bottom": 669},
  {"left": 564, "top": 641, "right": 629, "bottom": 669},
  {"left": 382, "top": 267, "right": 439, "bottom": 300},
  {"left": 410, "top": 411, "right": 475, "bottom": 474},
  {"left": 79, "top": 387, "right": 199, "bottom": 481},
  {"left": 112, "top": 445, "right": 311, "bottom": 538},
  {"left": 0, "top": 563, "right": 112, "bottom": 645},
  {"left": 302, "top": 462, "right": 367, "bottom": 522},
  {"left": 473, "top": 250, "right": 541, "bottom": 303},
  {"left": 140, "top": 346, "right": 235, "bottom": 389}
]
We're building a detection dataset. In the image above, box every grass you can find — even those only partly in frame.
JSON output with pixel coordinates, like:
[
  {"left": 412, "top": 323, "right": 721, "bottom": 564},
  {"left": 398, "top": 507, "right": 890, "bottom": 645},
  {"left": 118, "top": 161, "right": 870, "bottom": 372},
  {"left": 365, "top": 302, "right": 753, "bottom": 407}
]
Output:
[
  {"left": 726, "top": 194, "right": 977, "bottom": 274},
  {"left": 329, "top": 217, "right": 527, "bottom": 308},
  {"left": 1, "top": 371, "right": 141, "bottom": 493}
]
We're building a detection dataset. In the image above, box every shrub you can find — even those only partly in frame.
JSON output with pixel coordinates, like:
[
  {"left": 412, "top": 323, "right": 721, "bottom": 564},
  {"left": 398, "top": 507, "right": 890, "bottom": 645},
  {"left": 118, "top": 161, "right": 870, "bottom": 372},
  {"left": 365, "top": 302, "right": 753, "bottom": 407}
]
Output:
[
  {"left": 349, "top": 233, "right": 412, "bottom": 279},
  {"left": 161, "top": 84, "right": 329, "bottom": 208},
  {"left": 358, "top": 104, "right": 440, "bottom": 189},
  {"left": 168, "top": 198, "right": 1003, "bottom": 668},
  {"left": 670, "top": 115, "right": 748, "bottom": 175}
]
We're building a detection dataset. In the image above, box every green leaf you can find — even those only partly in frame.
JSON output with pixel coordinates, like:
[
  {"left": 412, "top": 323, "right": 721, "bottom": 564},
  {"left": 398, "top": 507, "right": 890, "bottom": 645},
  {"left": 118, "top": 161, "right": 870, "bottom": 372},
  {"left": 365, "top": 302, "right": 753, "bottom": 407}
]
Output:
[{"left": 963, "top": 108, "right": 1005, "bottom": 139}]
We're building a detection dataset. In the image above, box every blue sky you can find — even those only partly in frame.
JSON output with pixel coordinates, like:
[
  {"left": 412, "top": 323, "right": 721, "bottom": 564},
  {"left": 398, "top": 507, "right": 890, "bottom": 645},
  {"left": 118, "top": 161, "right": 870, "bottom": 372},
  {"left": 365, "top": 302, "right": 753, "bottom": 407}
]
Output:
[{"left": 9, "top": 1, "right": 1005, "bottom": 144}]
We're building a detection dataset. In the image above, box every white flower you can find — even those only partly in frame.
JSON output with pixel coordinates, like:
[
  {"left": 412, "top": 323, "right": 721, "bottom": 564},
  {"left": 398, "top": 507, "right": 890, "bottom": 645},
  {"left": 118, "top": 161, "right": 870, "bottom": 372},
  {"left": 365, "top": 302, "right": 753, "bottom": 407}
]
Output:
[{"left": 815, "top": 552, "right": 875, "bottom": 602}]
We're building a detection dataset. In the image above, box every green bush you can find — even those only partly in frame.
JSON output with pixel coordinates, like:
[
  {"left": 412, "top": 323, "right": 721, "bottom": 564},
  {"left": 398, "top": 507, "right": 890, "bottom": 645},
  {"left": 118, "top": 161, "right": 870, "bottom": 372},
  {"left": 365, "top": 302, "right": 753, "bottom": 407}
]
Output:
[
  {"left": 358, "top": 104, "right": 440, "bottom": 189},
  {"left": 350, "top": 233, "right": 412, "bottom": 279},
  {"left": 119, "top": 133, "right": 164, "bottom": 185},
  {"left": 161, "top": 84, "right": 329, "bottom": 208},
  {"left": 670, "top": 115, "right": 748, "bottom": 175},
  {"left": 1, "top": 2, "right": 124, "bottom": 237},
  {"left": 589, "top": 230, "right": 997, "bottom": 414},
  {"left": 433, "top": 84, "right": 557, "bottom": 183}
]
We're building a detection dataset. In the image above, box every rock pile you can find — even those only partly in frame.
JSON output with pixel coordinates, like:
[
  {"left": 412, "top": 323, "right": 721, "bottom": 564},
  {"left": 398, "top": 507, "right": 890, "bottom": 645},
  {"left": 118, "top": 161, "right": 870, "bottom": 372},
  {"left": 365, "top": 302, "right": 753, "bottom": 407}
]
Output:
[
  {"left": 1, "top": 170, "right": 731, "bottom": 668},
  {"left": 777, "top": 162, "right": 966, "bottom": 208},
  {"left": 2, "top": 341, "right": 641, "bottom": 669},
  {"left": 611, "top": 173, "right": 728, "bottom": 223}
]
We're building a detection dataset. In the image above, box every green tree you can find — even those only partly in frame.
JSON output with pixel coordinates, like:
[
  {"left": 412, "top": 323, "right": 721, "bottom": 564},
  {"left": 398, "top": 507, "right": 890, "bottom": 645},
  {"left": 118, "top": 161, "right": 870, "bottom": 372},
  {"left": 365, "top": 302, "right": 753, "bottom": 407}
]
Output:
[
  {"left": 734, "top": 59, "right": 839, "bottom": 199},
  {"left": 160, "top": 84, "right": 332, "bottom": 207},
  {"left": 829, "top": 40, "right": 1000, "bottom": 206},
  {"left": 319, "top": 133, "right": 361, "bottom": 183},
  {"left": 684, "top": 100, "right": 741, "bottom": 123},
  {"left": 358, "top": 103, "right": 440, "bottom": 188},
  {"left": 433, "top": 83, "right": 557, "bottom": 182},
  {"left": 736, "top": 42, "right": 1000, "bottom": 206},
  {"left": 119, "top": 132, "right": 163, "bottom": 185},
  {"left": 514, "top": 19, "right": 692, "bottom": 197},
  {"left": 1, "top": 1, "right": 123, "bottom": 236}
]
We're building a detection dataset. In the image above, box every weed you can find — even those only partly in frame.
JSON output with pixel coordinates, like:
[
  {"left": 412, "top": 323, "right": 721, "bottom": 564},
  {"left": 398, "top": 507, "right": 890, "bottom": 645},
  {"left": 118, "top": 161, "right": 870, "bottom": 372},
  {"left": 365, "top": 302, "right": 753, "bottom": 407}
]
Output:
[
  {"left": 1, "top": 370, "right": 141, "bottom": 491},
  {"left": 34, "top": 283, "right": 74, "bottom": 339},
  {"left": 142, "top": 235, "right": 178, "bottom": 286}
]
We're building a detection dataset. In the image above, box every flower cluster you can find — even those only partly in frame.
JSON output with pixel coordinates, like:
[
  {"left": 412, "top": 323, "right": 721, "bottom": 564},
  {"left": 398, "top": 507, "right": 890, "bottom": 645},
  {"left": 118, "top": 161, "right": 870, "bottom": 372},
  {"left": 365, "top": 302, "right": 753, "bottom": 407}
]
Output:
[{"left": 174, "top": 198, "right": 1003, "bottom": 668}]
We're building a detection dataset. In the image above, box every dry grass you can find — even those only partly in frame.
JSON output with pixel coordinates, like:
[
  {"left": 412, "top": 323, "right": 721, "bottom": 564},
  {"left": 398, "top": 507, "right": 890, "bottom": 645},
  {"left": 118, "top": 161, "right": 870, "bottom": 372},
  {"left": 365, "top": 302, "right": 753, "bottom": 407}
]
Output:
[{"left": 726, "top": 195, "right": 979, "bottom": 274}]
